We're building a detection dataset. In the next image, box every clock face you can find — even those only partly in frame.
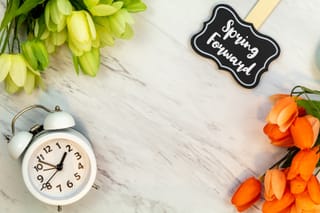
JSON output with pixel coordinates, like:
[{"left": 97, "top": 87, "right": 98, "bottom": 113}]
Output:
[{"left": 22, "top": 131, "right": 96, "bottom": 206}]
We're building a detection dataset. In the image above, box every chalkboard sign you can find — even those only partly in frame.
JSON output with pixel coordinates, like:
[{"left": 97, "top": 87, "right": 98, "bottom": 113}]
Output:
[{"left": 191, "top": 4, "right": 280, "bottom": 88}]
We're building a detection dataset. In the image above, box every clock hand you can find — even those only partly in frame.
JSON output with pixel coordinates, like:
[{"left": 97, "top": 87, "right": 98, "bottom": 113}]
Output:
[
  {"left": 41, "top": 169, "right": 59, "bottom": 191},
  {"left": 38, "top": 159, "right": 57, "bottom": 168},
  {"left": 43, "top": 167, "right": 57, "bottom": 171},
  {"left": 46, "top": 169, "right": 58, "bottom": 184},
  {"left": 56, "top": 152, "right": 67, "bottom": 171}
]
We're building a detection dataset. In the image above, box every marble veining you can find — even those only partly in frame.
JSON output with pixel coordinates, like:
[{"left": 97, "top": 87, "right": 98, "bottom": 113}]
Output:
[{"left": 0, "top": 0, "right": 320, "bottom": 212}]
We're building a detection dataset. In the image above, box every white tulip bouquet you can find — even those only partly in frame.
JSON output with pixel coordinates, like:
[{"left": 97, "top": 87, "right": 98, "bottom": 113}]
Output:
[{"left": 0, "top": 0, "right": 146, "bottom": 94}]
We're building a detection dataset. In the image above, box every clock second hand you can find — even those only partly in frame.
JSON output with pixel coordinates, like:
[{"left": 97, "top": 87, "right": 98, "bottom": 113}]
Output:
[{"left": 41, "top": 169, "right": 58, "bottom": 191}]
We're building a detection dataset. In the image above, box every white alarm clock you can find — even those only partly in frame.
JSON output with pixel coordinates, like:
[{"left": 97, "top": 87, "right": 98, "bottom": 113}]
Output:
[{"left": 7, "top": 105, "right": 97, "bottom": 209}]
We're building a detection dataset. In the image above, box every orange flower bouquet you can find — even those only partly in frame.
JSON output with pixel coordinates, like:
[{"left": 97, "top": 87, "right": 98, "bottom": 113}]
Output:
[{"left": 231, "top": 86, "right": 320, "bottom": 212}]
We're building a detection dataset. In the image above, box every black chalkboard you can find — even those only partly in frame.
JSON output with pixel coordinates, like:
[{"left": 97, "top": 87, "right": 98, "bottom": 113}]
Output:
[{"left": 191, "top": 4, "right": 280, "bottom": 88}]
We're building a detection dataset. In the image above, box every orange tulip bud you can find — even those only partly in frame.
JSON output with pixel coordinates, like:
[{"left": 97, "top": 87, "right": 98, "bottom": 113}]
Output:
[
  {"left": 287, "top": 147, "right": 320, "bottom": 181},
  {"left": 266, "top": 96, "right": 299, "bottom": 132},
  {"left": 231, "top": 177, "right": 261, "bottom": 212},
  {"left": 264, "top": 169, "right": 287, "bottom": 201},
  {"left": 263, "top": 123, "right": 294, "bottom": 147},
  {"left": 290, "top": 176, "right": 307, "bottom": 194}
]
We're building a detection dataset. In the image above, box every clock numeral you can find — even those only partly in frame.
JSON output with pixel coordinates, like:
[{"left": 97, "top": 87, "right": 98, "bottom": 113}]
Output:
[
  {"left": 37, "top": 175, "right": 44, "bottom": 183},
  {"left": 74, "top": 172, "right": 81, "bottom": 180},
  {"left": 34, "top": 163, "right": 43, "bottom": 172},
  {"left": 56, "top": 142, "right": 61, "bottom": 149},
  {"left": 41, "top": 182, "right": 52, "bottom": 191},
  {"left": 78, "top": 162, "right": 84, "bottom": 169},
  {"left": 43, "top": 145, "right": 53, "bottom": 154},
  {"left": 36, "top": 154, "right": 45, "bottom": 161},
  {"left": 66, "top": 144, "right": 73, "bottom": 152},
  {"left": 56, "top": 184, "right": 62, "bottom": 192},
  {"left": 67, "top": 180, "right": 73, "bottom": 188},
  {"left": 74, "top": 152, "right": 82, "bottom": 160}
]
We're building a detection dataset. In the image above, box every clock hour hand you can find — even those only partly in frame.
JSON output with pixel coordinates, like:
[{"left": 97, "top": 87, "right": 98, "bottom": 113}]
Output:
[{"left": 56, "top": 152, "right": 67, "bottom": 171}]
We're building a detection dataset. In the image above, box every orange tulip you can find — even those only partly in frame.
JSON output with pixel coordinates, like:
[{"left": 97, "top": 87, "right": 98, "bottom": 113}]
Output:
[
  {"left": 269, "top": 94, "right": 292, "bottom": 104},
  {"left": 290, "top": 115, "right": 319, "bottom": 150},
  {"left": 231, "top": 177, "right": 261, "bottom": 212},
  {"left": 287, "top": 147, "right": 320, "bottom": 181},
  {"left": 290, "top": 176, "right": 307, "bottom": 194},
  {"left": 262, "top": 190, "right": 295, "bottom": 213},
  {"left": 264, "top": 169, "right": 287, "bottom": 201},
  {"left": 307, "top": 175, "right": 320, "bottom": 204},
  {"left": 266, "top": 96, "right": 299, "bottom": 132},
  {"left": 263, "top": 123, "right": 294, "bottom": 147}
]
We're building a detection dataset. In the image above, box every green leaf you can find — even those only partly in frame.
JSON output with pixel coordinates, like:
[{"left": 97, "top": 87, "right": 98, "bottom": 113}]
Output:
[
  {"left": 296, "top": 99, "right": 320, "bottom": 120},
  {"left": 34, "top": 15, "right": 46, "bottom": 38},
  {"left": 14, "top": 0, "right": 45, "bottom": 16},
  {"left": 0, "top": 0, "right": 19, "bottom": 30}
]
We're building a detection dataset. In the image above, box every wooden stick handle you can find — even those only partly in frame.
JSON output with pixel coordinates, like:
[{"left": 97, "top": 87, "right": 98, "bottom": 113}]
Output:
[{"left": 245, "top": 0, "right": 281, "bottom": 29}]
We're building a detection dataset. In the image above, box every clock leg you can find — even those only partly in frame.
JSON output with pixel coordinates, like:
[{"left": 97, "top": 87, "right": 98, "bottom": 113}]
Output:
[
  {"left": 57, "top": 205, "right": 62, "bottom": 212},
  {"left": 92, "top": 183, "right": 100, "bottom": 190}
]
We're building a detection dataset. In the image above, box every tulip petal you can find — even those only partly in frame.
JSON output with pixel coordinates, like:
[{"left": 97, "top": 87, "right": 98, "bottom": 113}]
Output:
[
  {"left": 295, "top": 191, "right": 317, "bottom": 211},
  {"left": 287, "top": 148, "right": 320, "bottom": 181},
  {"left": 306, "top": 115, "right": 320, "bottom": 146},
  {"left": 57, "top": 0, "right": 72, "bottom": 15},
  {"left": 9, "top": 55, "right": 26, "bottom": 87},
  {"left": 84, "top": 0, "right": 99, "bottom": 8},
  {"left": 85, "top": 11, "right": 96, "bottom": 40},
  {"left": 290, "top": 117, "right": 314, "bottom": 149},
  {"left": 24, "top": 71, "right": 35, "bottom": 94},
  {"left": 0, "top": 54, "right": 11, "bottom": 81},
  {"left": 290, "top": 176, "right": 307, "bottom": 194},
  {"left": 50, "top": 29, "right": 67, "bottom": 46},
  {"left": 89, "top": 4, "right": 118, "bottom": 16},
  {"left": 307, "top": 176, "right": 320, "bottom": 204},
  {"left": 271, "top": 170, "right": 286, "bottom": 199},
  {"left": 266, "top": 96, "right": 298, "bottom": 132},
  {"left": 262, "top": 190, "right": 295, "bottom": 213},
  {"left": 263, "top": 123, "right": 294, "bottom": 147},
  {"left": 299, "top": 148, "right": 319, "bottom": 181},
  {"left": 5, "top": 75, "right": 20, "bottom": 94}
]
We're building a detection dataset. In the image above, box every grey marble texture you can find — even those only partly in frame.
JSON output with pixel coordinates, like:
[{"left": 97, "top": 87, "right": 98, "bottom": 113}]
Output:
[{"left": 1, "top": 0, "right": 320, "bottom": 212}]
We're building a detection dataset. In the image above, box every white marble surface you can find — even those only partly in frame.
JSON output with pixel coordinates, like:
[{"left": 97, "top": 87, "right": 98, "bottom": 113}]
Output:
[{"left": 1, "top": 0, "right": 320, "bottom": 212}]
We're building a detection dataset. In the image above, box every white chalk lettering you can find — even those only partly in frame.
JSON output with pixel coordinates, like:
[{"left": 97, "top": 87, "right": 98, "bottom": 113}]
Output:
[
  {"left": 206, "top": 33, "right": 254, "bottom": 76},
  {"left": 221, "top": 19, "right": 259, "bottom": 59}
]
